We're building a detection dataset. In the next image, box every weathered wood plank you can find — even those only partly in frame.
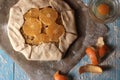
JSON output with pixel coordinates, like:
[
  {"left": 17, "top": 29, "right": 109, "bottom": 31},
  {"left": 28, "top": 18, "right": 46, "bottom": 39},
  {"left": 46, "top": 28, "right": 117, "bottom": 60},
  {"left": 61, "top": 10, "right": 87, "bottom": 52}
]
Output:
[
  {"left": 0, "top": 50, "right": 14, "bottom": 80},
  {"left": 69, "top": 55, "right": 91, "bottom": 80},
  {"left": 109, "top": 18, "right": 120, "bottom": 80},
  {"left": 0, "top": 49, "right": 29, "bottom": 80}
]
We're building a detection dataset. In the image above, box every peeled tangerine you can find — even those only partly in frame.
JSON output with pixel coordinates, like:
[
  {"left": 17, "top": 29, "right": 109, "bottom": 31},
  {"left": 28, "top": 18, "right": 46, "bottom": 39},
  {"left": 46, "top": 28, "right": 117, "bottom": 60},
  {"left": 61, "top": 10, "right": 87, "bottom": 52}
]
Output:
[
  {"left": 79, "top": 64, "right": 103, "bottom": 74},
  {"left": 39, "top": 7, "right": 58, "bottom": 25},
  {"left": 24, "top": 8, "right": 40, "bottom": 19},
  {"left": 86, "top": 47, "right": 99, "bottom": 65},
  {"left": 46, "top": 23, "right": 65, "bottom": 42},
  {"left": 54, "top": 71, "right": 68, "bottom": 80}
]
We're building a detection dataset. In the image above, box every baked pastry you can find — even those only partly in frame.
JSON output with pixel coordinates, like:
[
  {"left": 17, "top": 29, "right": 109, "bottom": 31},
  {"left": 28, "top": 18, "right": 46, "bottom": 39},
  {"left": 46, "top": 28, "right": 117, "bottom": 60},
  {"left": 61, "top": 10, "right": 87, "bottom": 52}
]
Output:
[{"left": 7, "top": 0, "right": 77, "bottom": 61}]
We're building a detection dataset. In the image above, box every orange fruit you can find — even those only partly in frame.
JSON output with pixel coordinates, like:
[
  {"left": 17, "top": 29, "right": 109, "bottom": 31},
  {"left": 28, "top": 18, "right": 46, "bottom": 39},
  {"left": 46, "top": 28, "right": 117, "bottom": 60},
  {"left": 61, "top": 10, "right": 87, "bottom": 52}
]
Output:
[
  {"left": 86, "top": 47, "right": 99, "bottom": 65},
  {"left": 37, "top": 34, "right": 50, "bottom": 43},
  {"left": 54, "top": 71, "right": 68, "bottom": 80},
  {"left": 39, "top": 7, "right": 58, "bottom": 25},
  {"left": 46, "top": 23, "right": 65, "bottom": 42},
  {"left": 24, "top": 8, "right": 40, "bottom": 19},
  {"left": 22, "top": 18, "right": 42, "bottom": 36},
  {"left": 97, "top": 3, "right": 110, "bottom": 16}
]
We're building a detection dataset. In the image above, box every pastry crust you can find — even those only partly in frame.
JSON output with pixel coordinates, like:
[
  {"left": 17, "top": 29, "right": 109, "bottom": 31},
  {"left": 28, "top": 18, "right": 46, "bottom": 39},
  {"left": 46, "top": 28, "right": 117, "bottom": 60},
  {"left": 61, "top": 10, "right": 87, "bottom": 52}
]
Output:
[{"left": 8, "top": 0, "right": 77, "bottom": 61}]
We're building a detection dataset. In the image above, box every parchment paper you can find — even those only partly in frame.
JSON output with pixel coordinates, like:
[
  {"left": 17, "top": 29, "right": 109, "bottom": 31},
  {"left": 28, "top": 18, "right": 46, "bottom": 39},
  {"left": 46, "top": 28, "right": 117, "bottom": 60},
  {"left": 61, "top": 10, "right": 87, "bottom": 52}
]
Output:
[{"left": 0, "top": 0, "right": 108, "bottom": 80}]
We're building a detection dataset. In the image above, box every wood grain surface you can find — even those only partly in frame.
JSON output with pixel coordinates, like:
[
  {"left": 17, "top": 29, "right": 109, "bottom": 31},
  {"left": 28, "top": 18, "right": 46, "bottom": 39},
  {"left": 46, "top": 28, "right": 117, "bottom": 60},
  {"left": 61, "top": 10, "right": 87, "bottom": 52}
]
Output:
[{"left": 0, "top": 50, "right": 29, "bottom": 80}]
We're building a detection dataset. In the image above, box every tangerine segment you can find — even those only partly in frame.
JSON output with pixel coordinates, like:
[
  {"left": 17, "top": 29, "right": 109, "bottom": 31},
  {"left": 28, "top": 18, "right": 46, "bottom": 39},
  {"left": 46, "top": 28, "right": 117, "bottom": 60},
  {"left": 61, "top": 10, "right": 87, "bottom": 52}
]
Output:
[
  {"left": 25, "top": 34, "right": 49, "bottom": 45},
  {"left": 37, "top": 34, "right": 50, "bottom": 43},
  {"left": 32, "top": 34, "right": 49, "bottom": 45},
  {"left": 46, "top": 23, "right": 65, "bottom": 42},
  {"left": 24, "top": 8, "right": 40, "bottom": 19},
  {"left": 25, "top": 36, "right": 40, "bottom": 45},
  {"left": 22, "top": 18, "right": 42, "bottom": 36},
  {"left": 39, "top": 7, "right": 58, "bottom": 25}
]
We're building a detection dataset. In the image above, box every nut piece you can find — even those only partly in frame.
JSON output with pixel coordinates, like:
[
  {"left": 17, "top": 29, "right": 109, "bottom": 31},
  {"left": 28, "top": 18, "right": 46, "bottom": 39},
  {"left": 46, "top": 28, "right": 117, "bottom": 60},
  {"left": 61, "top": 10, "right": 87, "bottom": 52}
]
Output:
[
  {"left": 54, "top": 71, "right": 68, "bottom": 80},
  {"left": 86, "top": 47, "right": 99, "bottom": 65},
  {"left": 79, "top": 64, "right": 103, "bottom": 74}
]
